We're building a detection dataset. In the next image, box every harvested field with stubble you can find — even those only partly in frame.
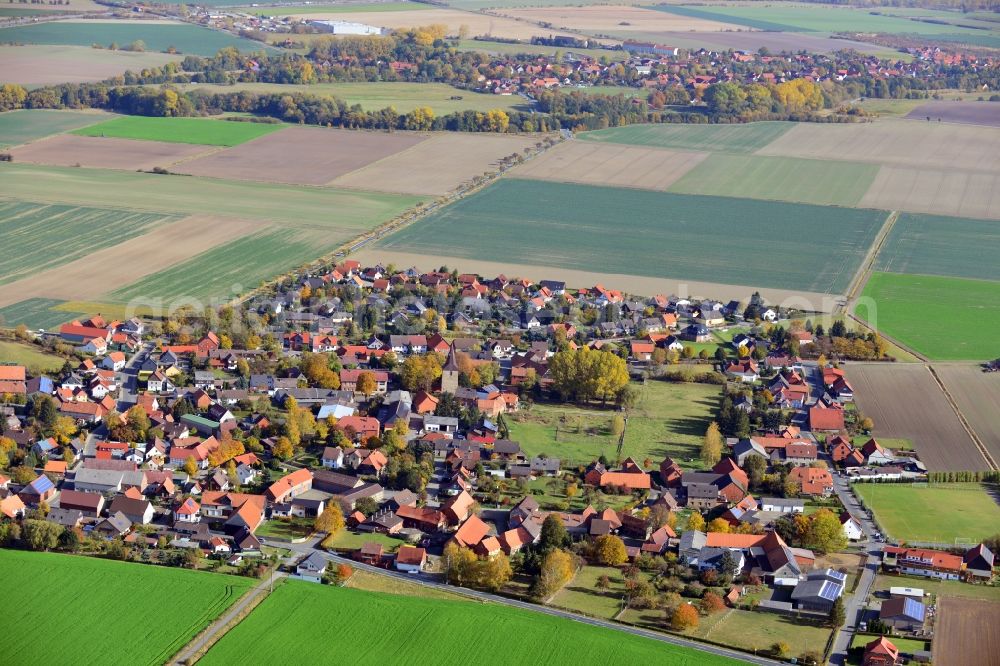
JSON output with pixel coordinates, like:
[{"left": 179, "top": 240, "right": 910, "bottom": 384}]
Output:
[
  {"left": 9, "top": 135, "right": 216, "bottom": 171},
  {"left": 499, "top": 5, "right": 745, "bottom": 33},
  {"left": 0, "top": 44, "right": 178, "bottom": 88},
  {"left": 330, "top": 132, "right": 539, "bottom": 196},
  {"left": 175, "top": 127, "right": 427, "bottom": 186},
  {"left": 757, "top": 119, "right": 1000, "bottom": 172},
  {"left": 859, "top": 166, "right": 1000, "bottom": 220},
  {"left": 509, "top": 141, "right": 708, "bottom": 191},
  {"left": 847, "top": 363, "right": 988, "bottom": 471},
  {"left": 906, "top": 100, "right": 1000, "bottom": 127},
  {"left": 934, "top": 365, "right": 1000, "bottom": 466},
  {"left": 933, "top": 598, "right": 1000, "bottom": 666}
]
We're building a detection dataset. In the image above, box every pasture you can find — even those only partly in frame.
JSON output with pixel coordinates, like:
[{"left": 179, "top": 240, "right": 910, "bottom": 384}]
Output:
[
  {"left": 377, "top": 178, "right": 887, "bottom": 294},
  {"left": 0, "top": 549, "right": 254, "bottom": 666},
  {"left": 853, "top": 482, "right": 1000, "bottom": 544},
  {"left": 0, "top": 44, "right": 177, "bottom": 88},
  {"left": 0, "top": 108, "right": 108, "bottom": 148},
  {"left": 669, "top": 154, "right": 879, "bottom": 207},
  {"left": 859, "top": 165, "right": 1000, "bottom": 220},
  {"left": 847, "top": 363, "right": 986, "bottom": 470},
  {"left": 10, "top": 134, "right": 216, "bottom": 171},
  {"left": 0, "top": 19, "right": 271, "bottom": 56},
  {"left": 0, "top": 340, "right": 66, "bottom": 372},
  {"left": 934, "top": 365, "right": 1000, "bottom": 465},
  {"left": 858, "top": 272, "right": 1000, "bottom": 361},
  {"left": 874, "top": 212, "right": 1000, "bottom": 281},
  {"left": 511, "top": 141, "right": 708, "bottom": 191},
  {"left": 507, "top": 380, "right": 721, "bottom": 466},
  {"left": 73, "top": 116, "right": 285, "bottom": 146},
  {"left": 579, "top": 121, "right": 794, "bottom": 154},
  {"left": 200, "top": 580, "right": 740, "bottom": 666},
  {"left": 174, "top": 126, "right": 426, "bottom": 186},
  {"left": 933, "top": 598, "right": 1000, "bottom": 666}
]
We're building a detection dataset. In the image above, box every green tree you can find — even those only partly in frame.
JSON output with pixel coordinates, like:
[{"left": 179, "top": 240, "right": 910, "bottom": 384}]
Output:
[
  {"left": 828, "top": 596, "right": 846, "bottom": 628},
  {"left": 22, "top": 519, "right": 62, "bottom": 551},
  {"left": 539, "top": 513, "right": 569, "bottom": 552},
  {"left": 805, "top": 508, "right": 848, "bottom": 554}
]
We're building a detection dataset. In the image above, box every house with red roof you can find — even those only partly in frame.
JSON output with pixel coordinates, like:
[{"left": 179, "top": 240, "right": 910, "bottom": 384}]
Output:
[
  {"left": 809, "top": 403, "right": 845, "bottom": 432},
  {"left": 787, "top": 466, "right": 834, "bottom": 496},
  {"left": 265, "top": 468, "right": 313, "bottom": 503},
  {"left": 863, "top": 636, "right": 899, "bottom": 666}
]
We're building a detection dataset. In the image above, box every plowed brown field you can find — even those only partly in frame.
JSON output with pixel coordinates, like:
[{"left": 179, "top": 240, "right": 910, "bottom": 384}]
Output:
[
  {"left": 9, "top": 135, "right": 215, "bottom": 171},
  {"left": 933, "top": 598, "right": 1000, "bottom": 666},
  {"left": 935, "top": 365, "right": 1000, "bottom": 466}
]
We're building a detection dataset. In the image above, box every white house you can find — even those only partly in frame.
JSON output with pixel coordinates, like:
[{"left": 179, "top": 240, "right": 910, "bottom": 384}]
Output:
[
  {"left": 296, "top": 552, "right": 328, "bottom": 583},
  {"left": 236, "top": 463, "right": 257, "bottom": 486},
  {"left": 760, "top": 498, "right": 804, "bottom": 514},
  {"left": 321, "top": 446, "right": 344, "bottom": 469},
  {"left": 102, "top": 352, "right": 126, "bottom": 371},
  {"left": 394, "top": 546, "right": 427, "bottom": 573},
  {"left": 173, "top": 497, "right": 201, "bottom": 523},
  {"left": 841, "top": 513, "right": 864, "bottom": 541},
  {"left": 77, "top": 337, "right": 108, "bottom": 356}
]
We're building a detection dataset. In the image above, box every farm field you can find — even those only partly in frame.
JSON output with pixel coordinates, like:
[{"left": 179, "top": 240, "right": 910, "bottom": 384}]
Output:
[
  {"left": 0, "top": 19, "right": 272, "bottom": 56},
  {"left": 0, "top": 109, "right": 110, "bottom": 148},
  {"left": 669, "top": 154, "right": 879, "bottom": 207},
  {"left": 376, "top": 178, "right": 887, "bottom": 295},
  {"left": 500, "top": 6, "right": 744, "bottom": 33},
  {"left": 0, "top": 0, "right": 102, "bottom": 11},
  {"left": 0, "top": 298, "right": 83, "bottom": 330},
  {"left": 174, "top": 81, "right": 527, "bottom": 114},
  {"left": 455, "top": 38, "right": 627, "bottom": 60},
  {"left": 906, "top": 100, "right": 1000, "bottom": 127},
  {"left": 200, "top": 580, "right": 740, "bottom": 665},
  {"left": 0, "top": 200, "right": 179, "bottom": 286},
  {"left": 859, "top": 165, "right": 1000, "bottom": 220},
  {"left": 507, "top": 380, "right": 720, "bottom": 466},
  {"left": 873, "top": 213, "right": 1000, "bottom": 281},
  {"left": 847, "top": 363, "right": 986, "bottom": 471},
  {"left": 447, "top": 0, "right": 651, "bottom": 8},
  {"left": 579, "top": 121, "right": 794, "bottom": 153},
  {"left": 511, "top": 141, "right": 708, "bottom": 191},
  {"left": 858, "top": 272, "right": 1000, "bottom": 361},
  {"left": 10, "top": 134, "right": 217, "bottom": 171},
  {"left": 933, "top": 598, "right": 1000, "bottom": 666},
  {"left": 756, "top": 119, "right": 1000, "bottom": 172},
  {"left": 330, "top": 131, "right": 539, "bottom": 196},
  {"left": 243, "top": 1, "right": 430, "bottom": 14},
  {"left": 852, "top": 482, "right": 1000, "bottom": 544},
  {"left": 0, "top": 340, "right": 66, "bottom": 373},
  {"left": 934, "top": 365, "right": 1000, "bottom": 465},
  {"left": 174, "top": 126, "right": 426, "bottom": 186},
  {"left": 73, "top": 116, "right": 285, "bottom": 147},
  {"left": 628, "top": 28, "right": 896, "bottom": 56},
  {"left": 0, "top": 549, "right": 254, "bottom": 666},
  {"left": 0, "top": 44, "right": 178, "bottom": 88}
]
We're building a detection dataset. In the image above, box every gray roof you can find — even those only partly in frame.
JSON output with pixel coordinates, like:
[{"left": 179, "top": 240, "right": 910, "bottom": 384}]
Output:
[{"left": 298, "top": 552, "right": 328, "bottom": 573}]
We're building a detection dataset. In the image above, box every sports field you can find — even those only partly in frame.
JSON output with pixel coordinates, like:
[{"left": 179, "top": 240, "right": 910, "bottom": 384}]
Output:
[
  {"left": 669, "top": 154, "right": 879, "bottom": 207},
  {"left": 73, "top": 116, "right": 285, "bottom": 146},
  {"left": 0, "top": 549, "right": 254, "bottom": 665},
  {"left": 579, "top": 121, "right": 794, "bottom": 154},
  {"left": 874, "top": 212, "right": 1000, "bottom": 282},
  {"left": 0, "top": 20, "right": 271, "bottom": 56},
  {"left": 201, "top": 580, "right": 740, "bottom": 665},
  {"left": 0, "top": 109, "right": 109, "bottom": 148},
  {"left": 852, "top": 482, "right": 1000, "bottom": 544},
  {"left": 858, "top": 272, "right": 1000, "bottom": 360},
  {"left": 378, "top": 179, "right": 887, "bottom": 294}
]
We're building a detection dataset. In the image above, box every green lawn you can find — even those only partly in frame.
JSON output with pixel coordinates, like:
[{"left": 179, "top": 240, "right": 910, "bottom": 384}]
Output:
[
  {"left": 256, "top": 517, "right": 313, "bottom": 540},
  {"left": 852, "top": 436, "right": 913, "bottom": 451},
  {"left": 579, "top": 121, "right": 794, "bottom": 154},
  {"left": 0, "top": 549, "right": 254, "bottom": 665},
  {"left": 0, "top": 340, "right": 65, "bottom": 372},
  {"left": 0, "top": 199, "right": 179, "bottom": 284},
  {"left": 379, "top": 178, "right": 887, "bottom": 294},
  {"left": 872, "top": 573, "right": 1000, "bottom": 603},
  {"left": 0, "top": 21, "right": 272, "bottom": 56},
  {"left": 73, "top": 116, "right": 285, "bottom": 146},
  {"left": 344, "top": 569, "right": 467, "bottom": 602},
  {"left": 875, "top": 212, "right": 1000, "bottom": 283},
  {"left": 857, "top": 272, "right": 1000, "bottom": 361},
  {"left": 0, "top": 109, "right": 110, "bottom": 148},
  {"left": 201, "top": 580, "right": 741, "bottom": 665},
  {"left": 853, "top": 482, "right": 1000, "bottom": 544},
  {"left": 550, "top": 566, "right": 629, "bottom": 619},
  {"left": 323, "top": 529, "right": 407, "bottom": 552},
  {"left": 508, "top": 381, "right": 719, "bottom": 466},
  {"left": 850, "top": 634, "right": 928, "bottom": 654},
  {"left": 0, "top": 298, "right": 84, "bottom": 330},
  {"left": 669, "top": 154, "right": 880, "bottom": 208}
]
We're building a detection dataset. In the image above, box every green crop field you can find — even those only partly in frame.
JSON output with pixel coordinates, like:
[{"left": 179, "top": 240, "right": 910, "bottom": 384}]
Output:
[
  {"left": 0, "top": 21, "right": 272, "bottom": 56},
  {"left": 0, "top": 298, "right": 81, "bottom": 330},
  {"left": 0, "top": 550, "right": 254, "bottom": 665},
  {"left": 853, "top": 482, "right": 1000, "bottom": 543},
  {"left": 874, "top": 212, "right": 1000, "bottom": 283},
  {"left": 73, "top": 116, "right": 285, "bottom": 146},
  {"left": 0, "top": 163, "right": 421, "bottom": 230},
  {"left": 0, "top": 340, "right": 66, "bottom": 372},
  {"left": 579, "top": 121, "right": 794, "bottom": 154},
  {"left": 508, "top": 381, "right": 719, "bottom": 466},
  {"left": 379, "top": 179, "right": 887, "bottom": 294},
  {"left": 201, "top": 580, "right": 740, "bottom": 665},
  {"left": 669, "top": 154, "right": 880, "bottom": 207},
  {"left": 0, "top": 109, "right": 109, "bottom": 148},
  {"left": 0, "top": 200, "right": 178, "bottom": 284},
  {"left": 858, "top": 272, "right": 1000, "bottom": 360}
]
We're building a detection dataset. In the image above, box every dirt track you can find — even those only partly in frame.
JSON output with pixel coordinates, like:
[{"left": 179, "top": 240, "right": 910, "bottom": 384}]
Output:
[{"left": 933, "top": 597, "right": 1000, "bottom": 666}]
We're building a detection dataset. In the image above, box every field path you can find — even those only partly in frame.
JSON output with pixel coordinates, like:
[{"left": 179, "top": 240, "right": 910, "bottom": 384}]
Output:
[
  {"left": 168, "top": 571, "right": 286, "bottom": 665},
  {"left": 840, "top": 209, "right": 898, "bottom": 314}
]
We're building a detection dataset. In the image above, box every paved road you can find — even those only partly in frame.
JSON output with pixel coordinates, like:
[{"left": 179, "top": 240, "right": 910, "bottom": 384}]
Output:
[
  {"left": 116, "top": 341, "right": 154, "bottom": 410},
  {"left": 274, "top": 537, "right": 778, "bottom": 665},
  {"left": 168, "top": 570, "right": 287, "bottom": 665}
]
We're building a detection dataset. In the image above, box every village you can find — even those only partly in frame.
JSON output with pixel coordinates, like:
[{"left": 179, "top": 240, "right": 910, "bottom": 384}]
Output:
[{"left": 0, "top": 258, "right": 996, "bottom": 666}]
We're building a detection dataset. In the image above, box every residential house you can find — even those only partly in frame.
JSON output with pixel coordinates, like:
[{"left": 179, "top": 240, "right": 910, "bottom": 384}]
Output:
[
  {"left": 108, "top": 495, "right": 155, "bottom": 525},
  {"left": 879, "top": 596, "right": 926, "bottom": 632},
  {"left": 58, "top": 489, "right": 105, "bottom": 517},
  {"left": 963, "top": 543, "right": 994, "bottom": 581},
  {"left": 174, "top": 497, "right": 202, "bottom": 523},
  {"left": 863, "top": 637, "right": 900, "bottom": 666},
  {"left": 321, "top": 446, "right": 344, "bottom": 469},
  {"left": 296, "top": 552, "right": 328, "bottom": 583},
  {"left": 584, "top": 458, "right": 651, "bottom": 491},
  {"left": 94, "top": 511, "right": 132, "bottom": 538},
  {"left": 841, "top": 512, "right": 864, "bottom": 541},
  {"left": 19, "top": 474, "right": 56, "bottom": 505},
  {"left": 787, "top": 466, "right": 833, "bottom": 496},
  {"left": 882, "top": 546, "right": 963, "bottom": 580},
  {"left": 394, "top": 545, "right": 427, "bottom": 573},
  {"left": 265, "top": 468, "right": 313, "bottom": 503}
]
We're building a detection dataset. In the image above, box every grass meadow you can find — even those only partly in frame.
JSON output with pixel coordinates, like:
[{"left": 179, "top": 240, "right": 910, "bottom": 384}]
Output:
[
  {"left": 0, "top": 340, "right": 66, "bottom": 372},
  {"left": 73, "top": 116, "right": 285, "bottom": 146},
  {"left": 0, "top": 550, "right": 254, "bottom": 665},
  {"left": 858, "top": 272, "right": 1000, "bottom": 360},
  {"left": 380, "top": 179, "right": 887, "bottom": 294},
  {"left": 0, "top": 109, "right": 108, "bottom": 148},
  {"left": 875, "top": 212, "right": 1000, "bottom": 283},
  {"left": 579, "top": 122, "right": 794, "bottom": 154},
  {"left": 853, "top": 482, "right": 1000, "bottom": 543},
  {"left": 201, "top": 580, "right": 740, "bottom": 665}
]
